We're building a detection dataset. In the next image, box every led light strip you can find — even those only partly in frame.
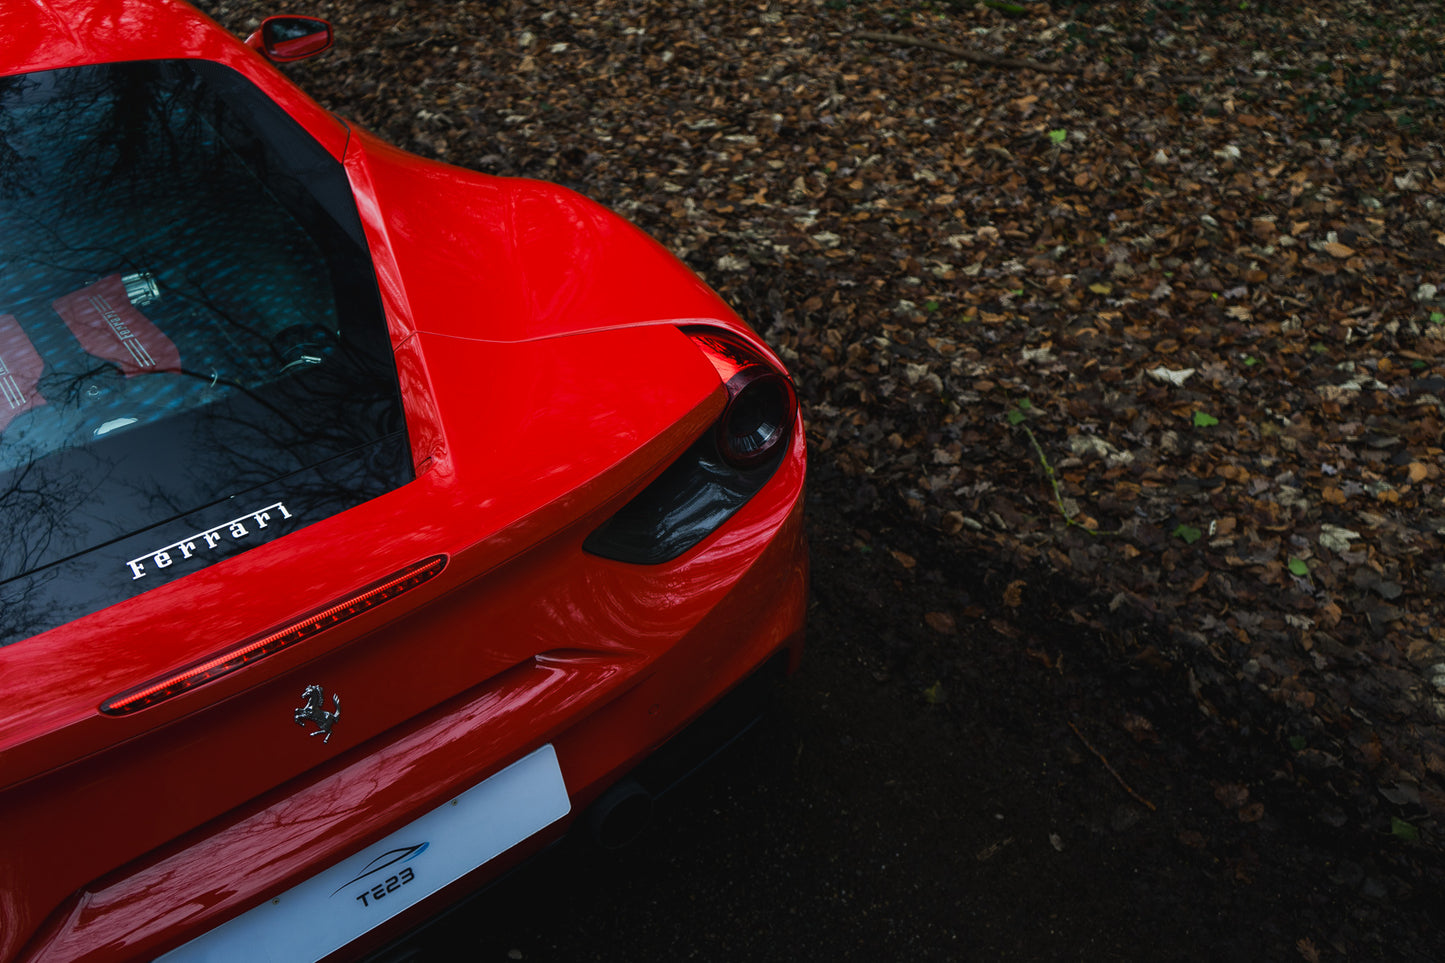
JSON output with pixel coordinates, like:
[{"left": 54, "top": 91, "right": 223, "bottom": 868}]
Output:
[{"left": 101, "top": 556, "right": 448, "bottom": 715}]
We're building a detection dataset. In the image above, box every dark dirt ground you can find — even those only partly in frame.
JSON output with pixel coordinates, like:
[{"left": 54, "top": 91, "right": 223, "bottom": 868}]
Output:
[{"left": 189, "top": 0, "right": 1445, "bottom": 958}]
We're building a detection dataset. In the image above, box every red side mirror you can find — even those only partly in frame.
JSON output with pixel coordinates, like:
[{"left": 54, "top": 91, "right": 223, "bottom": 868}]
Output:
[{"left": 244, "top": 15, "right": 334, "bottom": 63}]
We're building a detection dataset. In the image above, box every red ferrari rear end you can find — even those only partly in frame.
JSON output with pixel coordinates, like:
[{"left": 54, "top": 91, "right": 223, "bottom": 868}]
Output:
[{"left": 0, "top": 3, "right": 807, "bottom": 961}]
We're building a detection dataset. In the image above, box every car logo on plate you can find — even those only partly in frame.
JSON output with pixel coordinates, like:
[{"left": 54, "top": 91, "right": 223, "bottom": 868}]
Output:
[
  {"left": 294, "top": 684, "right": 341, "bottom": 743},
  {"left": 331, "top": 843, "right": 429, "bottom": 904}
]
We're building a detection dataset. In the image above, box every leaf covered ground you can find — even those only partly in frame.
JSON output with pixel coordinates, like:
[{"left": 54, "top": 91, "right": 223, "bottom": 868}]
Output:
[{"left": 206, "top": 0, "right": 1445, "bottom": 908}]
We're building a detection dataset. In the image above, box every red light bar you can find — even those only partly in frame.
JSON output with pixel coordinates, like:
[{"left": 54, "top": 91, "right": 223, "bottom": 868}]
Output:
[{"left": 101, "top": 555, "right": 447, "bottom": 715}]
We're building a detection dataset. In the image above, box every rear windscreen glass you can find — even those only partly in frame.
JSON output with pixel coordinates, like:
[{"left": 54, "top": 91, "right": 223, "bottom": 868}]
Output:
[{"left": 0, "top": 60, "right": 411, "bottom": 645}]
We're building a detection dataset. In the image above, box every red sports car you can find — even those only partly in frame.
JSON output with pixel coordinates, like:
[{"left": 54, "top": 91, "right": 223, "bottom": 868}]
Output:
[{"left": 0, "top": 3, "right": 807, "bottom": 960}]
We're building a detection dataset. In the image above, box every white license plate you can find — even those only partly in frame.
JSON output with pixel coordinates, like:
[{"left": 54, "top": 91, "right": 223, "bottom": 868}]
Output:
[{"left": 159, "top": 744, "right": 570, "bottom": 963}]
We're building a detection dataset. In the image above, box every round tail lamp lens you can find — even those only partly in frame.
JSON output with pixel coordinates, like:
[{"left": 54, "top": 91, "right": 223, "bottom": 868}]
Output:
[{"left": 719, "top": 371, "right": 793, "bottom": 467}]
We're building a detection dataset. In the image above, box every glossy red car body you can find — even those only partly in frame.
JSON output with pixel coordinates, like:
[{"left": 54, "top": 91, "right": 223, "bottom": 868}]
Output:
[{"left": 0, "top": 3, "right": 807, "bottom": 961}]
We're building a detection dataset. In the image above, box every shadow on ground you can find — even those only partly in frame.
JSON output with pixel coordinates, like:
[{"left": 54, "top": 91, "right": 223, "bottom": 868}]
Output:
[{"left": 397, "top": 457, "right": 1443, "bottom": 962}]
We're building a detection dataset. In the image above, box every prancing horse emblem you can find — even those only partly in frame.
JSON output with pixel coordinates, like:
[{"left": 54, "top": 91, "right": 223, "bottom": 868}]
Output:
[{"left": 294, "top": 684, "right": 341, "bottom": 743}]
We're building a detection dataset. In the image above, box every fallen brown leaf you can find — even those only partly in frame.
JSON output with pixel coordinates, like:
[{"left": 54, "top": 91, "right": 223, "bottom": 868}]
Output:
[{"left": 924, "top": 611, "right": 957, "bottom": 634}]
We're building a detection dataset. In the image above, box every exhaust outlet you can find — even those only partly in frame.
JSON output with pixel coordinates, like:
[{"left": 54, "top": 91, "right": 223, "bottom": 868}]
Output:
[{"left": 584, "top": 777, "right": 653, "bottom": 851}]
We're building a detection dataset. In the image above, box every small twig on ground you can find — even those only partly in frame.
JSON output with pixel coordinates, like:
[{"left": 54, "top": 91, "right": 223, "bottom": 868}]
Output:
[
  {"left": 855, "top": 31, "right": 1065, "bottom": 74},
  {"left": 1017, "top": 423, "right": 1113, "bottom": 536},
  {"left": 1165, "top": 72, "right": 1267, "bottom": 85},
  {"left": 1069, "top": 722, "right": 1157, "bottom": 812}
]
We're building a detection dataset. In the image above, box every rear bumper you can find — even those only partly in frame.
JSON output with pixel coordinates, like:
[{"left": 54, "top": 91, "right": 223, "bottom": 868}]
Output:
[{"left": 13, "top": 487, "right": 807, "bottom": 963}]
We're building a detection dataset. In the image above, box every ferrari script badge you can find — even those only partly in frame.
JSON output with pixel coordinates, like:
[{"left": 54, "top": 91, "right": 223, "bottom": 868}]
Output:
[
  {"left": 294, "top": 684, "right": 341, "bottom": 743},
  {"left": 127, "top": 501, "right": 294, "bottom": 580}
]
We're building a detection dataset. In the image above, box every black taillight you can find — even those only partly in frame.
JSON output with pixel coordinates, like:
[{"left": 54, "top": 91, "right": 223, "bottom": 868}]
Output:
[
  {"left": 688, "top": 328, "right": 797, "bottom": 468},
  {"left": 582, "top": 327, "right": 797, "bottom": 565},
  {"left": 718, "top": 369, "right": 794, "bottom": 467}
]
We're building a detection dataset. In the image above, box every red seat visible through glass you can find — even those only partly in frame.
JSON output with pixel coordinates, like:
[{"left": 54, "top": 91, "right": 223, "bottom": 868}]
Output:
[
  {"left": 0, "top": 314, "right": 46, "bottom": 430},
  {"left": 51, "top": 275, "right": 181, "bottom": 378}
]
